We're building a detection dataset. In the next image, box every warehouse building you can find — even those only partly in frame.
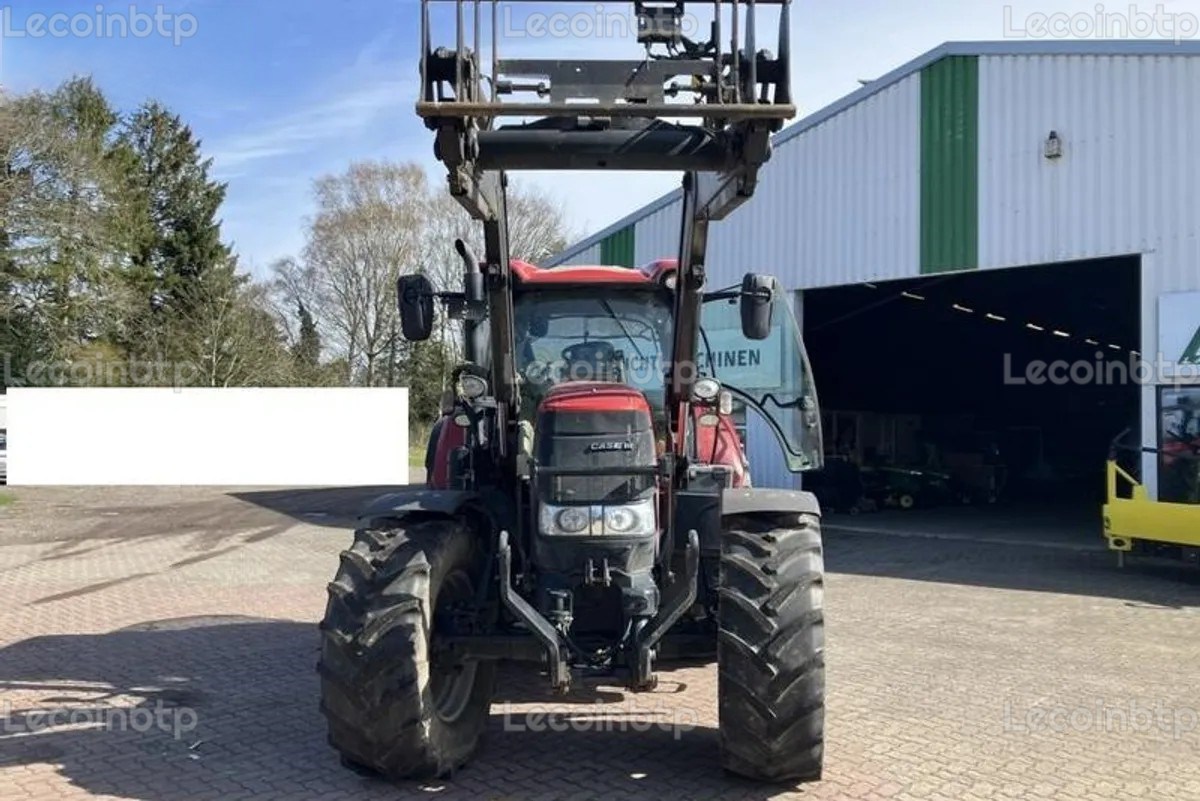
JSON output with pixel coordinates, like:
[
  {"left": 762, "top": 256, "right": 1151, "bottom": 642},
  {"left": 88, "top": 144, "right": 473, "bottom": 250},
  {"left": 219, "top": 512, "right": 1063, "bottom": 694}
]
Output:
[{"left": 548, "top": 40, "right": 1200, "bottom": 520}]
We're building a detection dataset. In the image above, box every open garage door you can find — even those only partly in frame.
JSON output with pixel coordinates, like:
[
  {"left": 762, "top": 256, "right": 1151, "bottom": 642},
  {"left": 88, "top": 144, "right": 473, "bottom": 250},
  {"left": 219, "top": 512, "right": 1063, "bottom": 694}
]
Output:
[{"left": 802, "top": 256, "right": 1141, "bottom": 548}]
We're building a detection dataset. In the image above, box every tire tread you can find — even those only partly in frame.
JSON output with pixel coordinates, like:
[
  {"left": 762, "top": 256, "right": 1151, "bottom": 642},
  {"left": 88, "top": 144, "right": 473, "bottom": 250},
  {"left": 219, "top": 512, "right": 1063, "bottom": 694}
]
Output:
[
  {"left": 717, "top": 512, "right": 825, "bottom": 783},
  {"left": 317, "top": 519, "right": 493, "bottom": 779}
]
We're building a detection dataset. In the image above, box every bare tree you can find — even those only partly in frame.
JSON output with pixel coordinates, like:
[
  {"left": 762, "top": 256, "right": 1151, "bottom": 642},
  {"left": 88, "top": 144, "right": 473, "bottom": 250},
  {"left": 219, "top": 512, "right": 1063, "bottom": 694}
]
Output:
[
  {"left": 267, "top": 255, "right": 318, "bottom": 349},
  {"left": 420, "top": 180, "right": 575, "bottom": 285},
  {"left": 299, "top": 162, "right": 427, "bottom": 385},
  {"left": 507, "top": 182, "right": 575, "bottom": 263},
  {"left": 271, "top": 161, "right": 576, "bottom": 389},
  {"left": 174, "top": 267, "right": 293, "bottom": 387}
]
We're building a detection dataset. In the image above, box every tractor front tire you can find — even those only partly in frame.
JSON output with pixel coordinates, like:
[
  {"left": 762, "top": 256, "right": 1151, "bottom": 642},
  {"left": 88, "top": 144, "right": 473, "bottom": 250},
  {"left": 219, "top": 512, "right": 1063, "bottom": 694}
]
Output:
[
  {"left": 318, "top": 518, "right": 495, "bottom": 779},
  {"left": 717, "top": 513, "right": 825, "bottom": 783}
]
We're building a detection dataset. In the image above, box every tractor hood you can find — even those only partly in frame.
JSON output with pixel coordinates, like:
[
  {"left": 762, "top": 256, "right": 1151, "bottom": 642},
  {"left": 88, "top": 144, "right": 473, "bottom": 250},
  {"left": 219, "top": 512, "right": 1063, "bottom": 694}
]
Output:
[{"left": 535, "top": 382, "right": 657, "bottom": 505}]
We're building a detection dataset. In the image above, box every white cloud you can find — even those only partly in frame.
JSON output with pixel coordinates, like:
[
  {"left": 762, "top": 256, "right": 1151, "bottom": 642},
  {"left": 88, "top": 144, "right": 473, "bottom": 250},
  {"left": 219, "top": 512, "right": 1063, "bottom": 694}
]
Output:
[
  {"left": 209, "top": 20, "right": 415, "bottom": 174},
  {"left": 209, "top": 77, "right": 412, "bottom": 174}
]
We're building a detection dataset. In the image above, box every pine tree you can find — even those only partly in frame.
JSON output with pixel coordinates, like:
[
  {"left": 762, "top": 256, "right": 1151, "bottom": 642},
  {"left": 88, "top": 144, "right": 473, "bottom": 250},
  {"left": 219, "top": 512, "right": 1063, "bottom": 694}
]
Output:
[
  {"left": 293, "top": 301, "right": 322, "bottom": 377},
  {"left": 119, "top": 101, "right": 230, "bottom": 317}
]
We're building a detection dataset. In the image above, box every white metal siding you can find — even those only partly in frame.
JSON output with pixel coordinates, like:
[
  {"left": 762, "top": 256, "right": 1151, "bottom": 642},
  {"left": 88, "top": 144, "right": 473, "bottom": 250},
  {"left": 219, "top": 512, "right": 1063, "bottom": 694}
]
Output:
[
  {"left": 977, "top": 54, "right": 1200, "bottom": 268},
  {"left": 625, "top": 74, "right": 922, "bottom": 292},
  {"left": 723, "top": 72, "right": 921, "bottom": 292},
  {"left": 746, "top": 406, "right": 799, "bottom": 489},
  {"left": 559, "top": 242, "right": 602, "bottom": 266},
  {"left": 633, "top": 197, "right": 682, "bottom": 266}
]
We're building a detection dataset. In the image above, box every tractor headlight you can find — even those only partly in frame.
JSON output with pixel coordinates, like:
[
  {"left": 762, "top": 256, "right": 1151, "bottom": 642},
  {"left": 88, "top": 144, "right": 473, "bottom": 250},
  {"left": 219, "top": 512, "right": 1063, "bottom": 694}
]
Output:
[
  {"left": 553, "top": 506, "right": 590, "bottom": 534},
  {"left": 601, "top": 500, "right": 656, "bottom": 535},
  {"left": 458, "top": 373, "right": 488, "bottom": 400},
  {"left": 539, "top": 499, "right": 656, "bottom": 537},
  {"left": 692, "top": 378, "right": 720, "bottom": 402},
  {"left": 603, "top": 505, "right": 640, "bottom": 533}
]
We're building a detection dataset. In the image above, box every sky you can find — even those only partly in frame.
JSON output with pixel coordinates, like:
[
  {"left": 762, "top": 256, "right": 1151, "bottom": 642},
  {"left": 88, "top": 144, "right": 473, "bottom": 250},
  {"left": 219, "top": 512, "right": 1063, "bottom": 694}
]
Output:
[{"left": 4, "top": 0, "right": 1200, "bottom": 277}]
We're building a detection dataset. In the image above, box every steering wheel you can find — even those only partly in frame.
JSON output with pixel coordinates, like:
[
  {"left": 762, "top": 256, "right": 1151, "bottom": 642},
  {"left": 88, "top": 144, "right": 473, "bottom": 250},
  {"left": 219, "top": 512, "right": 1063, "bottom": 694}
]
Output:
[
  {"left": 562, "top": 341, "right": 615, "bottom": 364},
  {"left": 561, "top": 341, "right": 622, "bottom": 382}
]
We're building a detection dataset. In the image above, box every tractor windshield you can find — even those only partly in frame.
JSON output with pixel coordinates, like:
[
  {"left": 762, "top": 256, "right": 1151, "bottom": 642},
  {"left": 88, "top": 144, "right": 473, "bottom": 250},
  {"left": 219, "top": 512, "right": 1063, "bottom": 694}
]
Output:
[{"left": 514, "top": 290, "right": 673, "bottom": 415}]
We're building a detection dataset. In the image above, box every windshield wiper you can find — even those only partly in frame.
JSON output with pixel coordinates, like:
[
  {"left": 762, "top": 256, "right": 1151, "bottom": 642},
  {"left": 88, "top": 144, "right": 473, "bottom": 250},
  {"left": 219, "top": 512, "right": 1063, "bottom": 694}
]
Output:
[{"left": 600, "top": 299, "right": 645, "bottom": 361}]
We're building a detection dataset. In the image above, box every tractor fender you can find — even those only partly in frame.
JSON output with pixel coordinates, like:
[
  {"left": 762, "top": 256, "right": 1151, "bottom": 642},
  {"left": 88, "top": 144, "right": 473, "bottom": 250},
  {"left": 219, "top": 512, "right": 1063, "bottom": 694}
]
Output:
[
  {"left": 358, "top": 488, "right": 515, "bottom": 534},
  {"left": 359, "top": 489, "right": 482, "bottom": 525},
  {"left": 722, "top": 487, "right": 821, "bottom": 519}
]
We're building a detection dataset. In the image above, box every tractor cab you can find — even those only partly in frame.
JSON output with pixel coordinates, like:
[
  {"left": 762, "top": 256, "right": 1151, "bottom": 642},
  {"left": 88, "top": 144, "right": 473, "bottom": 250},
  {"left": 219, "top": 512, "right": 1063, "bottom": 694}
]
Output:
[{"left": 425, "top": 258, "right": 823, "bottom": 485}]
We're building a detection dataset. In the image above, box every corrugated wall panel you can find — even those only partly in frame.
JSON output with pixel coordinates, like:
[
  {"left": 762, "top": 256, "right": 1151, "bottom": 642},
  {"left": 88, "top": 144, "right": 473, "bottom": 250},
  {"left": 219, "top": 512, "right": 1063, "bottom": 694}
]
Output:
[
  {"left": 599, "top": 224, "right": 636, "bottom": 266},
  {"left": 559, "top": 242, "right": 603, "bottom": 266},
  {"left": 920, "top": 56, "right": 979, "bottom": 274},
  {"left": 549, "top": 50, "right": 1200, "bottom": 498},
  {"left": 558, "top": 78, "right": 922, "bottom": 290},
  {"left": 702, "top": 73, "right": 922, "bottom": 292},
  {"left": 978, "top": 54, "right": 1200, "bottom": 268},
  {"left": 633, "top": 198, "right": 682, "bottom": 266}
]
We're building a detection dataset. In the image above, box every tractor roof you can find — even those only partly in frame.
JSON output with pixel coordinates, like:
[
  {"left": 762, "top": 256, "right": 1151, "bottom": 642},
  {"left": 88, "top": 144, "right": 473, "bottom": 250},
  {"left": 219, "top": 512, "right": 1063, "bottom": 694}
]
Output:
[{"left": 512, "top": 259, "right": 676, "bottom": 287}]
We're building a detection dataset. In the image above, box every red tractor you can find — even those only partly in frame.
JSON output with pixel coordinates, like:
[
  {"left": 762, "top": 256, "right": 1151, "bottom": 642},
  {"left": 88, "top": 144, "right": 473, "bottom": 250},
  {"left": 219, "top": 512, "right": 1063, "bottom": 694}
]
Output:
[{"left": 319, "top": 0, "right": 827, "bottom": 784}]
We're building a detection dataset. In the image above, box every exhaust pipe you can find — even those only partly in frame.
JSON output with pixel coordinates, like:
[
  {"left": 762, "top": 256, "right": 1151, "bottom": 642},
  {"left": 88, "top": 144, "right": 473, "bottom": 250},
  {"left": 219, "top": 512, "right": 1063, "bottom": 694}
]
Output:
[{"left": 455, "top": 238, "right": 487, "bottom": 365}]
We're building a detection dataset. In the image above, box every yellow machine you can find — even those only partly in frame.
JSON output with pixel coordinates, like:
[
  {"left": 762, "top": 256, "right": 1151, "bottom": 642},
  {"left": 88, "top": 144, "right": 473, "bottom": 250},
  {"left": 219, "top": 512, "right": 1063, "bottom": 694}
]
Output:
[{"left": 1104, "top": 457, "right": 1200, "bottom": 566}]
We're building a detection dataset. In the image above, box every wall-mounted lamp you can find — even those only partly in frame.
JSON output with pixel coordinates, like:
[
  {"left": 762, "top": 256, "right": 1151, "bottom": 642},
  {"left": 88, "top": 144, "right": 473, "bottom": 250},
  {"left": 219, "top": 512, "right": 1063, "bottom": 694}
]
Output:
[{"left": 1044, "top": 130, "right": 1063, "bottom": 160}]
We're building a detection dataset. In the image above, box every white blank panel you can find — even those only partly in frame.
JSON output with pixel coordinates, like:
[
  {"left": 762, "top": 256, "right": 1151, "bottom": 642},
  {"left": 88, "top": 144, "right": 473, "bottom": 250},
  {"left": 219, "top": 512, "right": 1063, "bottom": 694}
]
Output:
[{"left": 7, "top": 388, "right": 408, "bottom": 486}]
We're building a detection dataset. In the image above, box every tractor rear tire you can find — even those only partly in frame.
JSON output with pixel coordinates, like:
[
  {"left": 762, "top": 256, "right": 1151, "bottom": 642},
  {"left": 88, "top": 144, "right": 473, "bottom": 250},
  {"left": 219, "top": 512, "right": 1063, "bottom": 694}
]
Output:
[
  {"left": 318, "top": 518, "right": 495, "bottom": 779},
  {"left": 717, "top": 513, "right": 825, "bottom": 783}
]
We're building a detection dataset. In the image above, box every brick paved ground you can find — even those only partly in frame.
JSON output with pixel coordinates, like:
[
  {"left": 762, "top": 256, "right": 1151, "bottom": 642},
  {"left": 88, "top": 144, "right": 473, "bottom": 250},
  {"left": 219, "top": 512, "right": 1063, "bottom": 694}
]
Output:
[{"left": 1, "top": 487, "right": 1198, "bottom": 801}]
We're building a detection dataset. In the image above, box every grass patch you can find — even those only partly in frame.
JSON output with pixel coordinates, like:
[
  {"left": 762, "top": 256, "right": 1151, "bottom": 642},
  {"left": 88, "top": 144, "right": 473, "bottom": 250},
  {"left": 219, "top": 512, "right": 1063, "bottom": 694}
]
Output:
[{"left": 0, "top": 492, "right": 14, "bottom": 508}]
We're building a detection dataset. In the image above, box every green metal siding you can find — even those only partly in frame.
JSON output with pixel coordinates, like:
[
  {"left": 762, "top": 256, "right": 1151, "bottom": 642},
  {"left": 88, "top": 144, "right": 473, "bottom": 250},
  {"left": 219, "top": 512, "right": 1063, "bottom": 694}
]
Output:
[
  {"left": 920, "top": 56, "right": 978, "bottom": 274},
  {"left": 599, "top": 225, "right": 636, "bottom": 267}
]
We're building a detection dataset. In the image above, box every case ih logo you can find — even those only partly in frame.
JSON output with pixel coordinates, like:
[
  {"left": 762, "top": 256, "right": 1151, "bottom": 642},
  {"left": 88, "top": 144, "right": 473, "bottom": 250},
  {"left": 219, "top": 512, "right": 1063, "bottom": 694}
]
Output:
[{"left": 588, "top": 441, "right": 634, "bottom": 452}]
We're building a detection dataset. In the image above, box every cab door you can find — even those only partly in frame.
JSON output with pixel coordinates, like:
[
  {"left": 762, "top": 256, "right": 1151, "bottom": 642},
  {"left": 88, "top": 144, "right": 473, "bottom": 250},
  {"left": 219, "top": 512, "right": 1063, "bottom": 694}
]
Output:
[{"left": 699, "top": 286, "right": 823, "bottom": 472}]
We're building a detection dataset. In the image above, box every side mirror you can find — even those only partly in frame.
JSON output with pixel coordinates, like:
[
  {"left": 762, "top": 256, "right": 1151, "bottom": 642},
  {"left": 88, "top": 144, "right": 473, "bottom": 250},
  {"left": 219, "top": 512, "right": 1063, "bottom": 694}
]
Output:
[
  {"left": 397, "top": 274, "right": 435, "bottom": 341},
  {"left": 740, "top": 273, "right": 776, "bottom": 341}
]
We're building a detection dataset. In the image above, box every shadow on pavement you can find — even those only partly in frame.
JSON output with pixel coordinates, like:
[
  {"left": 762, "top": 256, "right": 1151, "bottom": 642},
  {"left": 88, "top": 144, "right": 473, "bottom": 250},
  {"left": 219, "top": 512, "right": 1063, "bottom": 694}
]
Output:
[
  {"left": 0, "top": 616, "right": 788, "bottom": 801},
  {"left": 229, "top": 469, "right": 426, "bottom": 530},
  {"left": 227, "top": 486, "right": 403, "bottom": 529},
  {"left": 824, "top": 501, "right": 1100, "bottom": 550},
  {"left": 825, "top": 529, "right": 1200, "bottom": 608}
]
